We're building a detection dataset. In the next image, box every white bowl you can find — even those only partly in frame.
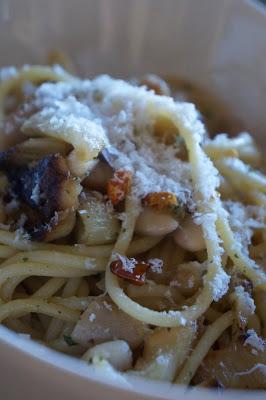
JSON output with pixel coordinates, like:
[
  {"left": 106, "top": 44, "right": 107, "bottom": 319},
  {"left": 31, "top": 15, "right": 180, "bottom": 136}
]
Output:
[{"left": 0, "top": 0, "right": 266, "bottom": 398}]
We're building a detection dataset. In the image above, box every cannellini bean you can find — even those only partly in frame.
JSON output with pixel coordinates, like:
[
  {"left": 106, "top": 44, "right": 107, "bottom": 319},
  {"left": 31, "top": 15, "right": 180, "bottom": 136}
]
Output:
[
  {"left": 82, "top": 340, "right": 132, "bottom": 371},
  {"left": 135, "top": 208, "right": 178, "bottom": 236},
  {"left": 173, "top": 216, "right": 205, "bottom": 252}
]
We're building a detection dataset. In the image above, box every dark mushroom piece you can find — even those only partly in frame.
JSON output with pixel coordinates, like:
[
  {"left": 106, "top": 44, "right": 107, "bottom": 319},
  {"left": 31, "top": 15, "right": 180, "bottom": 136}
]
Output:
[{"left": 0, "top": 153, "right": 81, "bottom": 241}]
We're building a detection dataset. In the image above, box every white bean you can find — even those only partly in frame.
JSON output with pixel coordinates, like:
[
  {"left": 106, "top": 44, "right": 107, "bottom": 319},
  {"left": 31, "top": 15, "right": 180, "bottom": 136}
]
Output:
[
  {"left": 135, "top": 208, "right": 178, "bottom": 236},
  {"left": 173, "top": 216, "right": 205, "bottom": 252},
  {"left": 82, "top": 340, "right": 132, "bottom": 371}
]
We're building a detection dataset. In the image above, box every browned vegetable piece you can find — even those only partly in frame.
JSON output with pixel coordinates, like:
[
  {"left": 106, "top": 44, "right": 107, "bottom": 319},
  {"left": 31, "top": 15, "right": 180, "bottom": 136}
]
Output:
[
  {"left": 193, "top": 341, "right": 266, "bottom": 389},
  {"left": 1, "top": 153, "right": 80, "bottom": 241},
  {"left": 71, "top": 297, "right": 147, "bottom": 349},
  {"left": 82, "top": 159, "right": 113, "bottom": 193},
  {"left": 139, "top": 74, "right": 171, "bottom": 96},
  {"left": 30, "top": 210, "right": 76, "bottom": 242},
  {"left": 4, "top": 154, "right": 79, "bottom": 218}
]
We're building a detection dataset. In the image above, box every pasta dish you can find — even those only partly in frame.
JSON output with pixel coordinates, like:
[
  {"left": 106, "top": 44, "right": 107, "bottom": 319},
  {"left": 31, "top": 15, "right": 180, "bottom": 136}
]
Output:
[{"left": 0, "top": 62, "right": 265, "bottom": 389}]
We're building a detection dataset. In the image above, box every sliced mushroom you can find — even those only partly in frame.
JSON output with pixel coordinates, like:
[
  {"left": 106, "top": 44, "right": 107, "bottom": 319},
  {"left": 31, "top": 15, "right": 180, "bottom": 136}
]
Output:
[
  {"left": 71, "top": 297, "right": 148, "bottom": 349},
  {"left": 193, "top": 341, "right": 266, "bottom": 389},
  {"left": 135, "top": 207, "right": 178, "bottom": 236},
  {"left": 0, "top": 153, "right": 80, "bottom": 241},
  {"left": 4, "top": 154, "right": 80, "bottom": 218}
]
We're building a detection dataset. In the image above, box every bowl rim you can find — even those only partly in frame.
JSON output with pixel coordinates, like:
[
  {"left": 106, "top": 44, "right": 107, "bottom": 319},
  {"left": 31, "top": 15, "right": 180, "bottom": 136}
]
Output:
[{"left": 0, "top": 324, "right": 265, "bottom": 400}]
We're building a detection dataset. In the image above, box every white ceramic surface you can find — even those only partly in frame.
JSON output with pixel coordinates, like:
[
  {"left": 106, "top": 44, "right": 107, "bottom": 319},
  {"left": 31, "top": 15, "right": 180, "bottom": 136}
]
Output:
[{"left": 0, "top": 0, "right": 265, "bottom": 399}]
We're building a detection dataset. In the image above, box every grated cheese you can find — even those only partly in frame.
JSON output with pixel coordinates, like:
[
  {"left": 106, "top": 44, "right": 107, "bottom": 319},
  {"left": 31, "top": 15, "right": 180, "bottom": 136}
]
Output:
[
  {"left": 116, "top": 254, "right": 137, "bottom": 273},
  {"left": 88, "top": 313, "right": 96, "bottom": 322},
  {"left": 26, "top": 76, "right": 199, "bottom": 205},
  {"left": 224, "top": 201, "right": 265, "bottom": 252},
  {"left": 148, "top": 258, "right": 163, "bottom": 274},
  {"left": 103, "top": 301, "right": 113, "bottom": 312},
  {"left": 244, "top": 329, "right": 266, "bottom": 352}
]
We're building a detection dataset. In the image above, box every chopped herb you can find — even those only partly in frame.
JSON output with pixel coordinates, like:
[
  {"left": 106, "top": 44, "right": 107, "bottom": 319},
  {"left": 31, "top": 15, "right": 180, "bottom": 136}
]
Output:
[
  {"left": 22, "top": 257, "right": 29, "bottom": 262},
  {"left": 122, "top": 228, "right": 126, "bottom": 233},
  {"left": 63, "top": 335, "right": 77, "bottom": 347},
  {"left": 234, "top": 254, "right": 239, "bottom": 258}
]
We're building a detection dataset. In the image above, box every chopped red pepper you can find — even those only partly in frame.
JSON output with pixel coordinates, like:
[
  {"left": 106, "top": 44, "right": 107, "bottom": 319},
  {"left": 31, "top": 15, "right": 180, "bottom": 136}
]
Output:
[
  {"left": 110, "top": 257, "right": 150, "bottom": 286},
  {"left": 142, "top": 191, "right": 178, "bottom": 210},
  {"left": 107, "top": 169, "right": 132, "bottom": 206}
]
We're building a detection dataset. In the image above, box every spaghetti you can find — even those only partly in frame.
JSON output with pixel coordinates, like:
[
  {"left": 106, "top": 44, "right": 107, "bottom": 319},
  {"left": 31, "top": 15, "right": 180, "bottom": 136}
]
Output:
[{"left": 0, "top": 64, "right": 265, "bottom": 389}]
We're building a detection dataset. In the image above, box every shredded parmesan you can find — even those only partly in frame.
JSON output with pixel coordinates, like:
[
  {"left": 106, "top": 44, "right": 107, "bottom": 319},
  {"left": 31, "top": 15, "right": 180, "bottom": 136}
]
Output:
[
  {"left": 244, "top": 329, "right": 266, "bottom": 352},
  {"left": 148, "top": 258, "right": 163, "bottom": 274},
  {"left": 88, "top": 313, "right": 96, "bottom": 322}
]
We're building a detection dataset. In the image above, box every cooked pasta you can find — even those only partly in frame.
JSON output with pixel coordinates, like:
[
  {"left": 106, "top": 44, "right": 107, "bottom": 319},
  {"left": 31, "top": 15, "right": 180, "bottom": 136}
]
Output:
[{"left": 0, "top": 63, "right": 265, "bottom": 390}]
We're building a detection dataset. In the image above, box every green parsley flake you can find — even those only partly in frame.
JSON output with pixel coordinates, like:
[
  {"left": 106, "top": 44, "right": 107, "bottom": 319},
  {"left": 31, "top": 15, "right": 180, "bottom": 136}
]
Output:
[{"left": 63, "top": 335, "right": 77, "bottom": 346}]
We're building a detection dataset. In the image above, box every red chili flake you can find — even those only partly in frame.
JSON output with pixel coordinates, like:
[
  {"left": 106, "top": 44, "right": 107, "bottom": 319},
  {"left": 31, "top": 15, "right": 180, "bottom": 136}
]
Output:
[
  {"left": 110, "top": 257, "right": 150, "bottom": 286},
  {"left": 142, "top": 191, "right": 178, "bottom": 210},
  {"left": 107, "top": 169, "right": 132, "bottom": 206}
]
